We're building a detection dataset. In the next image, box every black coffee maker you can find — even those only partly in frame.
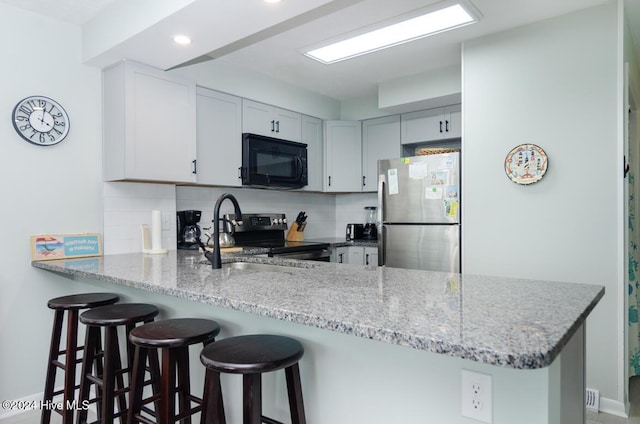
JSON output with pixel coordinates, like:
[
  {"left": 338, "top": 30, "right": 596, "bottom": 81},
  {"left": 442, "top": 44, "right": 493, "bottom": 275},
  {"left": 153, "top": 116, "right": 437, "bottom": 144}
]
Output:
[{"left": 177, "top": 210, "right": 202, "bottom": 250}]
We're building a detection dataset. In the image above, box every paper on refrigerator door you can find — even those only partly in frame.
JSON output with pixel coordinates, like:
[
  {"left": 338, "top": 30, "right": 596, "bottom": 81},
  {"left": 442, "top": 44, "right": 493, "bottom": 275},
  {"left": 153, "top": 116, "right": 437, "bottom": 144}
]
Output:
[
  {"left": 425, "top": 186, "right": 443, "bottom": 199},
  {"left": 408, "top": 162, "right": 428, "bottom": 179},
  {"left": 388, "top": 169, "right": 399, "bottom": 195}
]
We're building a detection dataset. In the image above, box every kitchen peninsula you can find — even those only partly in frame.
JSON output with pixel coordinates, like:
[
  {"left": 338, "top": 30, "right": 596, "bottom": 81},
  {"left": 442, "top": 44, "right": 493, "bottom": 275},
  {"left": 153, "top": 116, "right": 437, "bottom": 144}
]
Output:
[{"left": 33, "top": 251, "right": 603, "bottom": 423}]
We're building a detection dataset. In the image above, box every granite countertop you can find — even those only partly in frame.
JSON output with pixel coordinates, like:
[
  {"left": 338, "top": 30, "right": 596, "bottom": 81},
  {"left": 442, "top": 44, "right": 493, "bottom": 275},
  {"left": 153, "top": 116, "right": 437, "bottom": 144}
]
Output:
[{"left": 32, "top": 250, "right": 604, "bottom": 370}]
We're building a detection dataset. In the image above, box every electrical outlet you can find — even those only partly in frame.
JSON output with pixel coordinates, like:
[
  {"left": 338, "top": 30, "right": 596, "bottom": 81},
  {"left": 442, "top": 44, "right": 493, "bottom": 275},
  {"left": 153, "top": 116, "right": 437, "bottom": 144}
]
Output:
[{"left": 461, "top": 370, "right": 492, "bottom": 423}]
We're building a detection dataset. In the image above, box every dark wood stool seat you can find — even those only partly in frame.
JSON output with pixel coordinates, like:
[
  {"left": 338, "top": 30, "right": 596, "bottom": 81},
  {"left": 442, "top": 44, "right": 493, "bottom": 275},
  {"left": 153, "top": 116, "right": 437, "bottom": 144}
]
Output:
[
  {"left": 200, "top": 334, "right": 306, "bottom": 424},
  {"left": 127, "top": 318, "right": 221, "bottom": 424},
  {"left": 42, "top": 292, "right": 120, "bottom": 424},
  {"left": 77, "top": 303, "right": 159, "bottom": 424}
]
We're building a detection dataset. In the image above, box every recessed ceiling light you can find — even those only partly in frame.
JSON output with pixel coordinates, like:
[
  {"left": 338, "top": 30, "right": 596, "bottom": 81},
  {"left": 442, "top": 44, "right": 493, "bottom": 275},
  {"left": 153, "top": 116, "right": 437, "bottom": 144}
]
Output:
[
  {"left": 173, "top": 35, "right": 192, "bottom": 45},
  {"left": 264, "top": 0, "right": 281, "bottom": 3},
  {"left": 305, "top": 2, "right": 479, "bottom": 64}
]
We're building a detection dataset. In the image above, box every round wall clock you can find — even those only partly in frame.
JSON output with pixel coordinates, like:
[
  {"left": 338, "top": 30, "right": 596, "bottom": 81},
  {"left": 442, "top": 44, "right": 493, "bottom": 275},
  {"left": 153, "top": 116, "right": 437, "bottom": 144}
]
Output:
[
  {"left": 12, "top": 95, "right": 70, "bottom": 146},
  {"left": 504, "top": 144, "right": 548, "bottom": 185}
]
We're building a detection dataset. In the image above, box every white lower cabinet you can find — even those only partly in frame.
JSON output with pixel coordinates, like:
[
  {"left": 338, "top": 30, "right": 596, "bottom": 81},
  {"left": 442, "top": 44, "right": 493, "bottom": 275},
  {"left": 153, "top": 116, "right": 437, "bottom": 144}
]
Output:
[
  {"left": 364, "top": 247, "right": 378, "bottom": 266},
  {"left": 196, "top": 87, "right": 242, "bottom": 186},
  {"left": 331, "top": 246, "right": 379, "bottom": 265}
]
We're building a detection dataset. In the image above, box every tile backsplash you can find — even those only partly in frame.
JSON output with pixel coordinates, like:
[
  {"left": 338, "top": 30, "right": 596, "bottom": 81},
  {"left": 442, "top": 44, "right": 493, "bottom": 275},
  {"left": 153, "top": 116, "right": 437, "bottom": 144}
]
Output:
[
  {"left": 177, "top": 186, "right": 337, "bottom": 241},
  {"left": 103, "top": 182, "right": 177, "bottom": 254},
  {"left": 103, "top": 182, "right": 376, "bottom": 254}
]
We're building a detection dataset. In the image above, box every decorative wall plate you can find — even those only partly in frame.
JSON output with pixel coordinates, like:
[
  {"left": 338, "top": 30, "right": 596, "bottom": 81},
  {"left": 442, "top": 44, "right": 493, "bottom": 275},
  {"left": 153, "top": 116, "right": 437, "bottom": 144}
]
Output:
[{"left": 504, "top": 144, "right": 548, "bottom": 185}]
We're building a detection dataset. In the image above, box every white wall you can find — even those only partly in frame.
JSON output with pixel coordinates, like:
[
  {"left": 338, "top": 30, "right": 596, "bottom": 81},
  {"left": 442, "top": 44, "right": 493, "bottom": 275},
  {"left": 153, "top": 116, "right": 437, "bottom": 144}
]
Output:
[
  {"left": 462, "top": 2, "right": 622, "bottom": 412},
  {"left": 0, "top": 4, "right": 104, "bottom": 403}
]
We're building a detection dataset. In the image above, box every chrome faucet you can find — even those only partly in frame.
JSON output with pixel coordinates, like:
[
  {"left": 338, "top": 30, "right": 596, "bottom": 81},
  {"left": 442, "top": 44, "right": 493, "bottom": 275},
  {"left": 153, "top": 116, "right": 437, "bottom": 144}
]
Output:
[{"left": 206, "top": 193, "right": 243, "bottom": 269}]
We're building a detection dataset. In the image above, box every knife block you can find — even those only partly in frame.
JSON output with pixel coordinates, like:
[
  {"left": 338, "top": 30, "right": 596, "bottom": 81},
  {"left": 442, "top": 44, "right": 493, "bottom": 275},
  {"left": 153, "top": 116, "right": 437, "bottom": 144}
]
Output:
[{"left": 286, "top": 223, "right": 305, "bottom": 242}]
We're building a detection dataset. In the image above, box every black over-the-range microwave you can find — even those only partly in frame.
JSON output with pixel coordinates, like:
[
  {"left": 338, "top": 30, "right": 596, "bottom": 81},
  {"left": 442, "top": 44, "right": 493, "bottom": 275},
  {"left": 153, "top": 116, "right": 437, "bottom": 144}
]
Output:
[{"left": 240, "top": 133, "right": 308, "bottom": 189}]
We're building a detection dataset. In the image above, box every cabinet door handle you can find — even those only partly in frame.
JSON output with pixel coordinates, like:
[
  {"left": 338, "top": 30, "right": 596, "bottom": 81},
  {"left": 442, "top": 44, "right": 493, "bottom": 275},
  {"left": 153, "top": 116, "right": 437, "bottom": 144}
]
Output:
[
  {"left": 328, "top": 176, "right": 331, "bottom": 187},
  {"left": 271, "top": 120, "right": 275, "bottom": 132},
  {"left": 338, "top": 253, "right": 343, "bottom": 263},
  {"left": 362, "top": 176, "right": 366, "bottom": 186},
  {"left": 275, "top": 120, "right": 280, "bottom": 133},
  {"left": 192, "top": 159, "right": 197, "bottom": 174},
  {"left": 238, "top": 167, "right": 244, "bottom": 180},
  {"left": 445, "top": 120, "right": 450, "bottom": 132},
  {"left": 365, "top": 253, "right": 369, "bottom": 265},
  {"left": 439, "top": 120, "right": 443, "bottom": 133}
]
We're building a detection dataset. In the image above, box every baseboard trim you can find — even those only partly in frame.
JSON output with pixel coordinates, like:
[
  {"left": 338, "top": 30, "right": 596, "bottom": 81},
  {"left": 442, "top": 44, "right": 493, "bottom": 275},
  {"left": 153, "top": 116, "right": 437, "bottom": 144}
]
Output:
[{"left": 599, "top": 397, "right": 629, "bottom": 418}]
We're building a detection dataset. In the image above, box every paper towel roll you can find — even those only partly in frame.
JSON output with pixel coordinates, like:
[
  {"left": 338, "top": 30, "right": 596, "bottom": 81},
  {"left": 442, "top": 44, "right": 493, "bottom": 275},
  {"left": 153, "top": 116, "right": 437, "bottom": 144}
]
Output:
[{"left": 151, "top": 210, "right": 162, "bottom": 251}]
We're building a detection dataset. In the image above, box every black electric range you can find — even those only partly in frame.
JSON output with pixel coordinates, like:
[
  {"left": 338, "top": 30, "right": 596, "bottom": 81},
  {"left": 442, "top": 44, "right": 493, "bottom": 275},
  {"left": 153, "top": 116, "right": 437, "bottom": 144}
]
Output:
[{"left": 223, "top": 213, "right": 330, "bottom": 261}]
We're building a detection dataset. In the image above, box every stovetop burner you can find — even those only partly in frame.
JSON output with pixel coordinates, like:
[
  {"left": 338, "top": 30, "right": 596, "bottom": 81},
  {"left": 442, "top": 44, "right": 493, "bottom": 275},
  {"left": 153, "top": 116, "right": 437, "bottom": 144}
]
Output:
[{"left": 223, "top": 213, "right": 329, "bottom": 256}]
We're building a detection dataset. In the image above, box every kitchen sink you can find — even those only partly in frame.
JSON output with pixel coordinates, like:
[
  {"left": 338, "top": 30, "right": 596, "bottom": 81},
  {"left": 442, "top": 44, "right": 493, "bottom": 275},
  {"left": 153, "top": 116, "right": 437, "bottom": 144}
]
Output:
[{"left": 223, "top": 262, "right": 306, "bottom": 273}]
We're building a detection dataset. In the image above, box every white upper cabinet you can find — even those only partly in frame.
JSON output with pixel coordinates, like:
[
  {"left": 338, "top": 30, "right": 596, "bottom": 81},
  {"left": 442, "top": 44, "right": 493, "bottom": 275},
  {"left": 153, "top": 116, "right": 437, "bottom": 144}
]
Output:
[
  {"left": 242, "top": 99, "right": 302, "bottom": 142},
  {"left": 196, "top": 87, "right": 242, "bottom": 187},
  {"left": 301, "top": 115, "right": 323, "bottom": 192},
  {"left": 324, "top": 120, "right": 362, "bottom": 192},
  {"left": 362, "top": 115, "right": 401, "bottom": 192},
  {"left": 401, "top": 104, "right": 461, "bottom": 144},
  {"left": 103, "top": 61, "right": 197, "bottom": 183}
]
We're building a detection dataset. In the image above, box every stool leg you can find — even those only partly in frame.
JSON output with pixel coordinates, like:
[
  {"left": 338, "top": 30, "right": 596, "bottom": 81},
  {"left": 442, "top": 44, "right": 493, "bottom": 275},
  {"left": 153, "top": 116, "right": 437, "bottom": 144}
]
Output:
[
  {"left": 285, "top": 364, "right": 306, "bottom": 424},
  {"left": 77, "top": 326, "right": 99, "bottom": 424},
  {"left": 127, "top": 345, "right": 148, "bottom": 424},
  {"left": 41, "top": 309, "right": 64, "bottom": 424},
  {"left": 62, "top": 309, "right": 79, "bottom": 424},
  {"left": 176, "top": 346, "right": 192, "bottom": 424},
  {"left": 94, "top": 333, "right": 104, "bottom": 420},
  {"left": 148, "top": 348, "right": 163, "bottom": 417},
  {"left": 243, "top": 374, "right": 261, "bottom": 424},
  {"left": 112, "top": 331, "right": 128, "bottom": 424},
  {"left": 103, "top": 326, "right": 125, "bottom": 424},
  {"left": 201, "top": 370, "right": 225, "bottom": 424},
  {"left": 160, "top": 348, "right": 177, "bottom": 424}
]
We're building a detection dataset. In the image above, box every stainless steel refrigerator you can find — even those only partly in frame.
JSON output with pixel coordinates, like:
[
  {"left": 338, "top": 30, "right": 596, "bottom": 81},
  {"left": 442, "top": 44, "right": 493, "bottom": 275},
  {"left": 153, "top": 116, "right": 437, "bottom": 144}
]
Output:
[{"left": 377, "top": 153, "right": 460, "bottom": 272}]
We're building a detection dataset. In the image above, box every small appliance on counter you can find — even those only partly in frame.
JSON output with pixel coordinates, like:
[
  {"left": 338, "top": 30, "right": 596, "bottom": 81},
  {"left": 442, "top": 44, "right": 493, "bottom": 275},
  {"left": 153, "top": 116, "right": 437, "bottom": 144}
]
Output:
[
  {"left": 345, "top": 223, "right": 364, "bottom": 241},
  {"left": 362, "top": 206, "right": 378, "bottom": 240},
  {"left": 177, "top": 210, "right": 202, "bottom": 250}
]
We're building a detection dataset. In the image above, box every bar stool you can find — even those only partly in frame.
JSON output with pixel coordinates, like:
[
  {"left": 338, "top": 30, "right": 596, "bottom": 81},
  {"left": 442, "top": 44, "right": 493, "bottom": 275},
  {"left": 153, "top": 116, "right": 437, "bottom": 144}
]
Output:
[
  {"left": 77, "top": 303, "right": 159, "bottom": 424},
  {"left": 199, "top": 334, "right": 306, "bottom": 424},
  {"left": 42, "top": 292, "right": 120, "bottom": 424},
  {"left": 127, "top": 318, "right": 222, "bottom": 423}
]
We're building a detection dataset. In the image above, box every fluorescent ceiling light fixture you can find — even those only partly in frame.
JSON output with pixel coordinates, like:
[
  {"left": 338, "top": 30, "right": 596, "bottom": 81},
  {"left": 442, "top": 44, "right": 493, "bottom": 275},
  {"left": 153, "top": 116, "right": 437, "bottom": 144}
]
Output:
[
  {"left": 305, "top": 3, "right": 477, "bottom": 64},
  {"left": 173, "top": 34, "right": 192, "bottom": 45}
]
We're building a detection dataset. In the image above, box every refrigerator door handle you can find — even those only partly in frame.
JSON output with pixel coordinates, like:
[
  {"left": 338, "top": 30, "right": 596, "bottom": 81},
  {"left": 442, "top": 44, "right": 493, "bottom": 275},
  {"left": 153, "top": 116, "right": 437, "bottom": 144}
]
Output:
[{"left": 377, "top": 175, "right": 385, "bottom": 266}]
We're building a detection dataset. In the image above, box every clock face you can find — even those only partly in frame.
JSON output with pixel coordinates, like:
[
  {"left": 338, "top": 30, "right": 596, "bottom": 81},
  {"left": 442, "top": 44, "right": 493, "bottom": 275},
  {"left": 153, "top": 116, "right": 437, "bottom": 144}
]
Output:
[{"left": 12, "top": 96, "right": 70, "bottom": 146}]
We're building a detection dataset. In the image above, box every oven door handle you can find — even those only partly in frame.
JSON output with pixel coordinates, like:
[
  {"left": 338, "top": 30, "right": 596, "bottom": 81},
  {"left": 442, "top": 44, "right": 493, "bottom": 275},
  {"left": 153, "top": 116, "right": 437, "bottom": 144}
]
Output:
[{"left": 270, "top": 248, "right": 330, "bottom": 261}]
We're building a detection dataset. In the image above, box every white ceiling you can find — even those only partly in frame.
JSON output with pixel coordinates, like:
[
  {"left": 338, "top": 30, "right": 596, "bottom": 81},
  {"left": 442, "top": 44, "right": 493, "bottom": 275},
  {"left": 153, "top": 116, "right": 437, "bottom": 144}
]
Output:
[{"left": 1, "top": 0, "right": 638, "bottom": 101}]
